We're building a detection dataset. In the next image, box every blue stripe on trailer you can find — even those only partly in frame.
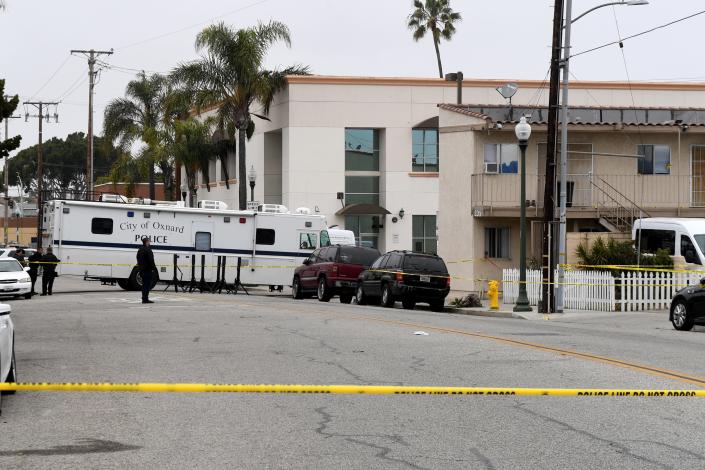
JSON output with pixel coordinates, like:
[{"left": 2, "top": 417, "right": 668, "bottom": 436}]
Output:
[{"left": 54, "top": 239, "right": 310, "bottom": 259}]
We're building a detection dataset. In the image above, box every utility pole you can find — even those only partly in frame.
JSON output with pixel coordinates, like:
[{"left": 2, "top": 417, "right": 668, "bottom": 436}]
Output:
[
  {"left": 541, "top": 0, "right": 564, "bottom": 314},
  {"left": 23, "top": 101, "right": 59, "bottom": 250},
  {"left": 71, "top": 48, "right": 113, "bottom": 196},
  {"left": 2, "top": 97, "right": 21, "bottom": 246}
]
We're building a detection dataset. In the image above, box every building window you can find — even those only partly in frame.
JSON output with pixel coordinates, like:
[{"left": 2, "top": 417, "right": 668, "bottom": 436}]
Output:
[
  {"left": 345, "top": 129, "right": 379, "bottom": 171},
  {"left": 345, "top": 215, "right": 380, "bottom": 248},
  {"left": 412, "top": 215, "right": 437, "bottom": 255},
  {"left": 637, "top": 145, "right": 670, "bottom": 175},
  {"left": 412, "top": 128, "right": 438, "bottom": 172},
  {"left": 484, "top": 144, "right": 518, "bottom": 174},
  {"left": 91, "top": 217, "right": 113, "bottom": 235},
  {"left": 255, "top": 228, "right": 275, "bottom": 245},
  {"left": 485, "top": 227, "right": 510, "bottom": 259},
  {"left": 345, "top": 176, "right": 379, "bottom": 205}
]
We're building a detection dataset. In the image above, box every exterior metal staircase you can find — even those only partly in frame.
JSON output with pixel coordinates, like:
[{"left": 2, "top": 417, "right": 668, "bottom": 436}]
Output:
[{"left": 591, "top": 175, "right": 650, "bottom": 233}]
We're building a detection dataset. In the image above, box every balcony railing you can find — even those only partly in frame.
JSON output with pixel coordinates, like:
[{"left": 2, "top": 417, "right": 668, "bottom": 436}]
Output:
[{"left": 471, "top": 173, "right": 699, "bottom": 213}]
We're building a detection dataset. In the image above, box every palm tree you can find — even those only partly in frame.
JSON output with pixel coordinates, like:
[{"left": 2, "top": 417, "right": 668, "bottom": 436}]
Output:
[
  {"left": 171, "top": 118, "right": 216, "bottom": 206},
  {"left": 171, "top": 21, "right": 309, "bottom": 210},
  {"left": 407, "top": 0, "right": 462, "bottom": 78},
  {"left": 103, "top": 72, "right": 169, "bottom": 200}
]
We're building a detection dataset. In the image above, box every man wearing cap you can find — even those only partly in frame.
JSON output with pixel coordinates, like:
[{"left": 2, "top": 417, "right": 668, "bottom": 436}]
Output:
[{"left": 136, "top": 237, "right": 157, "bottom": 304}]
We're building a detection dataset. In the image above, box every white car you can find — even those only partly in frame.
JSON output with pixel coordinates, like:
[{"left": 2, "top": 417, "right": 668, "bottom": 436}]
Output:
[
  {"left": 0, "top": 258, "right": 32, "bottom": 299},
  {"left": 0, "top": 303, "right": 16, "bottom": 412}
]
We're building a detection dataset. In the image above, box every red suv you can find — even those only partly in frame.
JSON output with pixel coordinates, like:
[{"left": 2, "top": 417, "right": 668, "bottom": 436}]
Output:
[{"left": 292, "top": 245, "right": 381, "bottom": 303}]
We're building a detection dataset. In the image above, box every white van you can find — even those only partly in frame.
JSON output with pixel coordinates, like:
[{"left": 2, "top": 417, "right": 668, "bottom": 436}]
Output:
[
  {"left": 327, "top": 228, "right": 356, "bottom": 246},
  {"left": 632, "top": 218, "right": 705, "bottom": 266}
]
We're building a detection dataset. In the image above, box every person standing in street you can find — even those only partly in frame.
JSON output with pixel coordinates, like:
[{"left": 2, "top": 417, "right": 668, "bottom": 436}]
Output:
[
  {"left": 28, "top": 248, "right": 43, "bottom": 295},
  {"left": 10, "top": 248, "right": 26, "bottom": 267},
  {"left": 136, "top": 237, "right": 157, "bottom": 304},
  {"left": 40, "top": 246, "right": 59, "bottom": 296}
]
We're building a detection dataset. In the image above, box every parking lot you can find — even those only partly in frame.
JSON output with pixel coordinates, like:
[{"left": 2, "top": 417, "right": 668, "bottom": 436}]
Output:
[{"left": 3, "top": 276, "right": 705, "bottom": 469}]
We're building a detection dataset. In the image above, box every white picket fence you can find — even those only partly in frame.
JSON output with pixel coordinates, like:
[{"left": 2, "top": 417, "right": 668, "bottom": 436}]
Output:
[
  {"left": 503, "top": 269, "right": 614, "bottom": 312},
  {"left": 502, "top": 268, "right": 703, "bottom": 312}
]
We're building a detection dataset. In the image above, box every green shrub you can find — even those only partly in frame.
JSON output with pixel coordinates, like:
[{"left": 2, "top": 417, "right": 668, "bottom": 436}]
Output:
[{"left": 575, "top": 237, "right": 673, "bottom": 271}]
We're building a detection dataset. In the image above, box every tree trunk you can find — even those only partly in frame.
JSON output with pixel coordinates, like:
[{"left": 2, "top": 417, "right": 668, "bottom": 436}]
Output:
[
  {"left": 238, "top": 126, "right": 247, "bottom": 210},
  {"left": 175, "top": 162, "right": 181, "bottom": 201},
  {"left": 148, "top": 163, "right": 156, "bottom": 200},
  {"left": 433, "top": 38, "right": 443, "bottom": 79}
]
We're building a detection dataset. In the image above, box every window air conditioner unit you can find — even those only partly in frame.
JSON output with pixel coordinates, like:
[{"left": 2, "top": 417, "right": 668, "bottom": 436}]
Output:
[
  {"left": 198, "top": 200, "right": 228, "bottom": 210},
  {"left": 485, "top": 162, "right": 499, "bottom": 174}
]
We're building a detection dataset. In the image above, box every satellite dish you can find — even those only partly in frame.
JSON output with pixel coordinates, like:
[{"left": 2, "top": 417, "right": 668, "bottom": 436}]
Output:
[{"left": 496, "top": 83, "right": 519, "bottom": 100}]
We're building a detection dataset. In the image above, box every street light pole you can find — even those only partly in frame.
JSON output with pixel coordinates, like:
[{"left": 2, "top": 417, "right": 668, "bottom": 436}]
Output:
[
  {"left": 555, "top": 0, "right": 649, "bottom": 312},
  {"left": 514, "top": 116, "right": 532, "bottom": 313},
  {"left": 247, "top": 165, "right": 257, "bottom": 204}
]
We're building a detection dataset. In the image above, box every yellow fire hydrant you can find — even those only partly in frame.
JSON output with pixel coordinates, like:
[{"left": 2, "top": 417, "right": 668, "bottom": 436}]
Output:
[{"left": 488, "top": 280, "right": 500, "bottom": 310}]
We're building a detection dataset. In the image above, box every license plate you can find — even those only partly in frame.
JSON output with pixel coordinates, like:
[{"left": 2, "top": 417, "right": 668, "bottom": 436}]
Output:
[{"left": 420, "top": 275, "right": 431, "bottom": 283}]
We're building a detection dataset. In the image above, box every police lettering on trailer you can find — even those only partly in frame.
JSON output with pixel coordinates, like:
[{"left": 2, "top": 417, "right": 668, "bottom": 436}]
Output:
[{"left": 134, "top": 234, "right": 168, "bottom": 244}]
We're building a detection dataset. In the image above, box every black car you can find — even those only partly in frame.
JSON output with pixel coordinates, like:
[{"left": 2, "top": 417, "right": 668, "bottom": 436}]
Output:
[
  {"left": 355, "top": 251, "right": 450, "bottom": 311},
  {"left": 670, "top": 277, "right": 705, "bottom": 330}
]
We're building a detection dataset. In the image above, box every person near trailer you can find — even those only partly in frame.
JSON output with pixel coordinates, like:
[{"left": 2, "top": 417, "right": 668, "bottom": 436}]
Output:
[
  {"left": 136, "top": 237, "right": 157, "bottom": 304},
  {"left": 40, "top": 246, "right": 60, "bottom": 296},
  {"left": 28, "top": 248, "right": 43, "bottom": 295}
]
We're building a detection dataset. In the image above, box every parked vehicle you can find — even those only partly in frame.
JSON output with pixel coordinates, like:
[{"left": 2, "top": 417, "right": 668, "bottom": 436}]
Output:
[
  {"left": 0, "top": 303, "right": 17, "bottom": 412},
  {"left": 43, "top": 198, "right": 329, "bottom": 291},
  {"left": 0, "top": 259, "right": 32, "bottom": 299},
  {"left": 292, "top": 245, "right": 380, "bottom": 303},
  {"left": 355, "top": 251, "right": 450, "bottom": 311},
  {"left": 669, "top": 277, "right": 705, "bottom": 330},
  {"left": 326, "top": 229, "right": 356, "bottom": 246},
  {"left": 633, "top": 218, "right": 705, "bottom": 266}
]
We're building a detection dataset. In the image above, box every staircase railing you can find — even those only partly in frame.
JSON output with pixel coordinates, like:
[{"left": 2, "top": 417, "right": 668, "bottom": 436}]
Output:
[{"left": 590, "top": 175, "right": 651, "bottom": 232}]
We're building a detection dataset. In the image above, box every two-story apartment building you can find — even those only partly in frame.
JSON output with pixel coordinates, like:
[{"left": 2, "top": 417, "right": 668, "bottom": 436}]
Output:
[{"left": 439, "top": 99, "right": 705, "bottom": 292}]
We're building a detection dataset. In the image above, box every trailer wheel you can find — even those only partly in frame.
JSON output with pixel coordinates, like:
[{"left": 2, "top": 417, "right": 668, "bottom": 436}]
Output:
[
  {"left": 128, "top": 268, "right": 158, "bottom": 291},
  {"left": 117, "top": 279, "right": 130, "bottom": 291}
]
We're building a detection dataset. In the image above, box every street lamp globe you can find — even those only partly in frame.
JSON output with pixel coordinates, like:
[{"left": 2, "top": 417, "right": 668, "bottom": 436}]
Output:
[
  {"left": 247, "top": 165, "right": 257, "bottom": 184},
  {"left": 515, "top": 116, "right": 532, "bottom": 142}
]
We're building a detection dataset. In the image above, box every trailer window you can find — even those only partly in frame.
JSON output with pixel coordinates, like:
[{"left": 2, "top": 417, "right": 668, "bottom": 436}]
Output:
[
  {"left": 195, "top": 232, "right": 211, "bottom": 251},
  {"left": 256, "top": 229, "right": 275, "bottom": 245},
  {"left": 91, "top": 217, "right": 113, "bottom": 235},
  {"left": 300, "top": 233, "right": 318, "bottom": 250}
]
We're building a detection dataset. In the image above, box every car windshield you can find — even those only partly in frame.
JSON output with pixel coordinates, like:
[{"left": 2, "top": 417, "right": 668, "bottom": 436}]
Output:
[
  {"left": 403, "top": 255, "right": 447, "bottom": 274},
  {"left": 694, "top": 234, "right": 705, "bottom": 256},
  {"left": 338, "top": 247, "right": 380, "bottom": 266},
  {"left": 0, "top": 259, "right": 23, "bottom": 272}
]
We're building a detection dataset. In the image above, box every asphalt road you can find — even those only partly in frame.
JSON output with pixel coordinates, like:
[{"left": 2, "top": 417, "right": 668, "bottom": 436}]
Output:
[{"left": 2, "top": 277, "right": 705, "bottom": 469}]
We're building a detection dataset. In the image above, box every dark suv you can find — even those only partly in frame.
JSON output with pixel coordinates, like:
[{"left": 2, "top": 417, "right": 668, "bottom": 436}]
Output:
[
  {"left": 356, "top": 251, "right": 450, "bottom": 311},
  {"left": 292, "top": 245, "right": 381, "bottom": 303}
]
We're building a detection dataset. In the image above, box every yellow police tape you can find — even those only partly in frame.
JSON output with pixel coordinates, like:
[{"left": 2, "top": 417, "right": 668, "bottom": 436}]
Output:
[{"left": 0, "top": 382, "right": 702, "bottom": 396}]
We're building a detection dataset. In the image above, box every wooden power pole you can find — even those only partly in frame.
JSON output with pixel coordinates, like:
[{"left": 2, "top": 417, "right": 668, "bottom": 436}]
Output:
[{"left": 541, "top": 0, "right": 564, "bottom": 314}]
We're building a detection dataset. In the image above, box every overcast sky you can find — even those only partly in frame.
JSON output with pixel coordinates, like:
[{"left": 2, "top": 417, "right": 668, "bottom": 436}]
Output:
[{"left": 1, "top": 0, "right": 704, "bottom": 155}]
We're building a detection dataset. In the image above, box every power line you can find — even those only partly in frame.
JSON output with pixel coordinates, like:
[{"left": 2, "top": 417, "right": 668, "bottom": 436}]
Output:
[
  {"left": 55, "top": 67, "right": 89, "bottom": 101},
  {"left": 28, "top": 54, "right": 72, "bottom": 101},
  {"left": 116, "top": 0, "right": 272, "bottom": 51},
  {"left": 572, "top": 9, "right": 705, "bottom": 59}
]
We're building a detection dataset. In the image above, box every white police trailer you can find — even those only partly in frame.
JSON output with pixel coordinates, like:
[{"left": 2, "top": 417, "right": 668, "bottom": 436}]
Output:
[{"left": 42, "top": 198, "right": 330, "bottom": 291}]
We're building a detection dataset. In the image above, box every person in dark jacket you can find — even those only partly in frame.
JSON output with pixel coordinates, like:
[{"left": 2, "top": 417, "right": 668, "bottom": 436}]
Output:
[
  {"left": 136, "top": 237, "right": 157, "bottom": 304},
  {"left": 28, "top": 248, "right": 43, "bottom": 295},
  {"left": 40, "top": 246, "right": 60, "bottom": 296},
  {"left": 10, "top": 248, "right": 26, "bottom": 267}
]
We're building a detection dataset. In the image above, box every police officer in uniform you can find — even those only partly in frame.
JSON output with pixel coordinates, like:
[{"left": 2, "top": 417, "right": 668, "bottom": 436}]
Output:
[
  {"left": 28, "top": 248, "right": 43, "bottom": 295},
  {"left": 137, "top": 237, "right": 157, "bottom": 304},
  {"left": 40, "top": 246, "right": 59, "bottom": 296}
]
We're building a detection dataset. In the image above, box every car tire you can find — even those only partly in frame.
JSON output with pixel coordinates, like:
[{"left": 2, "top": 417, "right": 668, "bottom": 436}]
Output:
[
  {"left": 402, "top": 299, "right": 416, "bottom": 310},
  {"left": 430, "top": 300, "right": 445, "bottom": 312},
  {"left": 381, "top": 284, "right": 395, "bottom": 308},
  {"left": 671, "top": 301, "right": 694, "bottom": 331},
  {"left": 23, "top": 293, "right": 32, "bottom": 300},
  {"left": 2, "top": 342, "right": 16, "bottom": 396},
  {"left": 340, "top": 294, "right": 353, "bottom": 304},
  {"left": 355, "top": 283, "right": 367, "bottom": 306},
  {"left": 129, "top": 267, "right": 158, "bottom": 291},
  {"left": 292, "top": 277, "right": 304, "bottom": 300},
  {"left": 317, "top": 277, "right": 332, "bottom": 302}
]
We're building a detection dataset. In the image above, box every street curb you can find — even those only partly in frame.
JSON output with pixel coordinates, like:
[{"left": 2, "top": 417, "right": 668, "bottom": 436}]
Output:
[{"left": 448, "top": 307, "right": 527, "bottom": 320}]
